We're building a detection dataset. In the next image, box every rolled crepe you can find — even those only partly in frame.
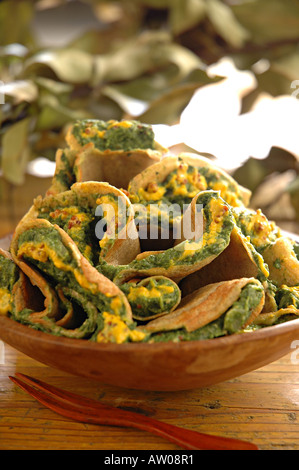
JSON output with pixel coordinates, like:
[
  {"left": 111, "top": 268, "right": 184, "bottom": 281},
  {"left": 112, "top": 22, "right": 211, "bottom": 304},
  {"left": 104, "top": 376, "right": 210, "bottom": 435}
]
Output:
[
  {"left": 0, "top": 249, "right": 19, "bottom": 315},
  {"left": 128, "top": 152, "right": 251, "bottom": 210},
  {"left": 10, "top": 217, "right": 146, "bottom": 342},
  {"left": 65, "top": 119, "right": 167, "bottom": 189},
  {"left": 180, "top": 225, "right": 269, "bottom": 296},
  {"left": 46, "top": 147, "right": 77, "bottom": 196},
  {"left": 25, "top": 181, "right": 140, "bottom": 266},
  {"left": 113, "top": 190, "right": 235, "bottom": 284},
  {"left": 128, "top": 153, "right": 250, "bottom": 251},
  {"left": 10, "top": 252, "right": 99, "bottom": 339},
  {"left": 142, "top": 278, "right": 265, "bottom": 342},
  {"left": 262, "top": 236, "right": 299, "bottom": 287},
  {"left": 253, "top": 284, "right": 299, "bottom": 327},
  {"left": 120, "top": 276, "right": 181, "bottom": 320},
  {"left": 232, "top": 206, "right": 281, "bottom": 253}
]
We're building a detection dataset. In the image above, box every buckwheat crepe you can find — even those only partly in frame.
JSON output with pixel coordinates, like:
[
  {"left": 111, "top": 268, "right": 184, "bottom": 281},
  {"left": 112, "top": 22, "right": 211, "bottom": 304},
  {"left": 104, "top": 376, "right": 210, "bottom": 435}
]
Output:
[
  {"left": 143, "top": 277, "right": 265, "bottom": 341},
  {"left": 2, "top": 118, "right": 299, "bottom": 345},
  {"left": 113, "top": 190, "right": 235, "bottom": 284},
  {"left": 9, "top": 217, "right": 146, "bottom": 342},
  {"left": 22, "top": 181, "right": 140, "bottom": 266},
  {"left": 128, "top": 152, "right": 251, "bottom": 209},
  {"left": 47, "top": 119, "right": 167, "bottom": 194}
]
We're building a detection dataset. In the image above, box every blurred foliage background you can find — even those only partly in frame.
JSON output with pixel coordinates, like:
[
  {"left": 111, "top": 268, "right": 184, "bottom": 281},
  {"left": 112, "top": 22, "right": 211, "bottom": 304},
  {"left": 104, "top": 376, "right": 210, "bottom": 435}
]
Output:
[{"left": 1, "top": 0, "right": 299, "bottom": 237}]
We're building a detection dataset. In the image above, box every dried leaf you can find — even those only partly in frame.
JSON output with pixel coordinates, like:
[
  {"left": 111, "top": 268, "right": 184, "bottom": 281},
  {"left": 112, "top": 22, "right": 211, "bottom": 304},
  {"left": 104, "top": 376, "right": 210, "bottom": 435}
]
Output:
[
  {"left": 206, "top": 0, "right": 250, "bottom": 48},
  {"left": 232, "top": 0, "right": 299, "bottom": 45},
  {"left": 34, "top": 77, "right": 73, "bottom": 95},
  {"left": 137, "top": 68, "right": 223, "bottom": 124},
  {"left": 24, "top": 49, "right": 94, "bottom": 84},
  {"left": 0, "top": 1, "right": 35, "bottom": 47},
  {"left": 35, "top": 94, "right": 91, "bottom": 130},
  {"left": 0, "top": 80, "right": 38, "bottom": 104},
  {"left": 102, "top": 67, "right": 222, "bottom": 123},
  {"left": 169, "top": 0, "right": 206, "bottom": 35},
  {"left": 271, "top": 52, "right": 299, "bottom": 82},
  {"left": 92, "top": 31, "right": 201, "bottom": 85},
  {"left": 1, "top": 117, "right": 32, "bottom": 185}
]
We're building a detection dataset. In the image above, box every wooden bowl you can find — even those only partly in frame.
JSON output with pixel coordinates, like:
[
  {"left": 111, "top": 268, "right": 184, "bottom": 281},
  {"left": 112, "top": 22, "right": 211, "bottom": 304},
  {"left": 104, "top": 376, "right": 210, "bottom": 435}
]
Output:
[{"left": 1, "top": 314, "right": 298, "bottom": 391}]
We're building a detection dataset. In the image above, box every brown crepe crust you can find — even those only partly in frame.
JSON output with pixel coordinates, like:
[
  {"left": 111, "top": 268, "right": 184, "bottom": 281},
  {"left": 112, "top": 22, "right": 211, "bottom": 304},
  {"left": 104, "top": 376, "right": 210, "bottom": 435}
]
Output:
[
  {"left": 114, "top": 190, "right": 233, "bottom": 284},
  {"left": 114, "top": 248, "right": 224, "bottom": 286},
  {"left": 73, "top": 143, "right": 166, "bottom": 189},
  {"left": 12, "top": 269, "right": 59, "bottom": 320},
  {"left": 180, "top": 226, "right": 260, "bottom": 296},
  {"left": 0, "top": 248, "right": 12, "bottom": 261},
  {"left": 142, "top": 278, "right": 264, "bottom": 333}
]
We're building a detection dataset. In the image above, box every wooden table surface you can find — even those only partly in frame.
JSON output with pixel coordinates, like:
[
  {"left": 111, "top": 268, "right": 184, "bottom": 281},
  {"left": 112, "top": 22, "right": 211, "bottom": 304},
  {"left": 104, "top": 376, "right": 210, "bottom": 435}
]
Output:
[{"left": 0, "top": 342, "right": 298, "bottom": 451}]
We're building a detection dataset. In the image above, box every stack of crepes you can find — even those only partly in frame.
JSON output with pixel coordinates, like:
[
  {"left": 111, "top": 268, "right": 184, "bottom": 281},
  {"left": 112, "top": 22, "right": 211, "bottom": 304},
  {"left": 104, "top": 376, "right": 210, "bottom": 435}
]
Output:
[{"left": 1, "top": 119, "right": 299, "bottom": 344}]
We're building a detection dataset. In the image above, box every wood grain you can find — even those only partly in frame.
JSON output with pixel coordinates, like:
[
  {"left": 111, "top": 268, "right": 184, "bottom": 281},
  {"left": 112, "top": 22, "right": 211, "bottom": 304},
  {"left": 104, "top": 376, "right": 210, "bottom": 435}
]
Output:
[
  {"left": 1, "top": 343, "right": 299, "bottom": 450},
  {"left": 1, "top": 314, "right": 299, "bottom": 392}
]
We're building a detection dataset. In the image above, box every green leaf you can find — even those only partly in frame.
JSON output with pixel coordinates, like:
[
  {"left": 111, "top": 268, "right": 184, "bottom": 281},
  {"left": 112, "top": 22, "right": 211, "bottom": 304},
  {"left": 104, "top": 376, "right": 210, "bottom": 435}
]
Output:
[
  {"left": 232, "top": 0, "right": 299, "bottom": 45},
  {"left": 137, "top": 84, "right": 199, "bottom": 124},
  {"left": 101, "top": 63, "right": 222, "bottom": 123},
  {"left": 24, "top": 49, "right": 94, "bottom": 84},
  {"left": 92, "top": 31, "right": 202, "bottom": 85},
  {"left": 206, "top": 0, "right": 250, "bottom": 48},
  {"left": 132, "top": 0, "right": 171, "bottom": 7},
  {"left": 169, "top": 0, "right": 206, "bottom": 35},
  {"left": 288, "top": 176, "right": 299, "bottom": 219},
  {"left": 34, "top": 77, "right": 73, "bottom": 95},
  {"left": 0, "top": 1, "right": 35, "bottom": 47},
  {"left": 0, "top": 80, "right": 38, "bottom": 104},
  {"left": 137, "top": 68, "right": 223, "bottom": 124},
  {"left": 255, "top": 68, "right": 294, "bottom": 97},
  {"left": 232, "top": 157, "right": 269, "bottom": 193},
  {"left": 271, "top": 51, "right": 299, "bottom": 82},
  {"left": 35, "top": 94, "right": 91, "bottom": 131},
  {"left": 1, "top": 117, "right": 32, "bottom": 185}
]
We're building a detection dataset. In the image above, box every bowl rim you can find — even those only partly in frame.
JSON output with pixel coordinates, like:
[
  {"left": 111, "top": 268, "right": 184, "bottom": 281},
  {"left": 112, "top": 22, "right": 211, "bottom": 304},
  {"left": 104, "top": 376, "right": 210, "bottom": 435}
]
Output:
[{"left": 1, "top": 313, "right": 299, "bottom": 353}]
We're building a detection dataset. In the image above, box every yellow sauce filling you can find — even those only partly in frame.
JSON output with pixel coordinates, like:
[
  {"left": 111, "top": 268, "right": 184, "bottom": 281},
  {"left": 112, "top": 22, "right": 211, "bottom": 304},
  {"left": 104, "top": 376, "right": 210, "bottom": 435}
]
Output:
[
  {"left": 49, "top": 206, "right": 86, "bottom": 220},
  {"left": 179, "top": 197, "right": 227, "bottom": 260},
  {"left": 127, "top": 284, "right": 175, "bottom": 302},
  {"left": 80, "top": 128, "right": 106, "bottom": 140},
  {"left": 0, "top": 287, "right": 12, "bottom": 315},
  {"left": 138, "top": 185, "right": 166, "bottom": 202},
  {"left": 96, "top": 194, "right": 125, "bottom": 252},
  {"left": 211, "top": 180, "right": 240, "bottom": 207},
  {"left": 166, "top": 163, "right": 207, "bottom": 198},
  {"left": 96, "top": 311, "right": 146, "bottom": 344},
  {"left": 18, "top": 241, "right": 98, "bottom": 294},
  {"left": 107, "top": 120, "right": 133, "bottom": 129},
  {"left": 240, "top": 209, "right": 281, "bottom": 248},
  {"left": 80, "top": 120, "right": 133, "bottom": 142},
  {"left": 132, "top": 162, "right": 245, "bottom": 209}
]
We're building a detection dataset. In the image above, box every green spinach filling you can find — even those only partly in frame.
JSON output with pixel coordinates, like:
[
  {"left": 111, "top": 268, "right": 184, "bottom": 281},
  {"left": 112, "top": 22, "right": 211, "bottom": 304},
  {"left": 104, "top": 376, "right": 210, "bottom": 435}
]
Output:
[
  {"left": 232, "top": 208, "right": 280, "bottom": 253},
  {"left": 16, "top": 226, "right": 127, "bottom": 321},
  {"left": 36, "top": 192, "right": 125, "bottom": 266},
  {"left": 71, "top": 119, "right": 155, "bottom": 151},
  {"left": 0, "top": 252, "right": 19, "bottom": 292},
  {"left": 275, "top": 285, "right": 299, "bottom": 310},
  {"left": 120, "top": 277, "right": 180, "bottom": 319},
  {"left": 54, "top": 149, "right": 76, "bottom": 190},
  {"left": 123, "top": 191, "right": 234, "bottom": 272},
  {"left": 147, "top": 282, "right": 264, "bottom": 343},
  {"left": 13, "top": 287, "right": 99, "bottom": 339}
]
